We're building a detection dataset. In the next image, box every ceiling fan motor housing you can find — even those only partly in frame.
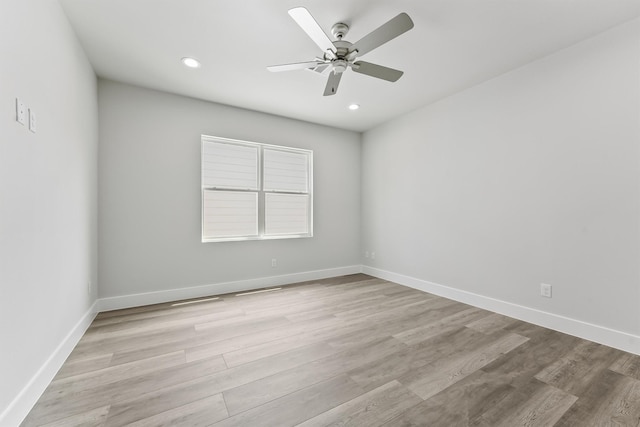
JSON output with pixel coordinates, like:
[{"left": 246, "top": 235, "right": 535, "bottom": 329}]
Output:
[{"left": 326, "top": 40, "right": 353, "bottom": 61}]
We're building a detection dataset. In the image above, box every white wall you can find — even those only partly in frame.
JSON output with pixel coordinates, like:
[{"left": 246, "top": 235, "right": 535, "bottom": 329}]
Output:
[
  {"left": 98, "top": 80, "right": 361, "bottom": 302},
  {"left": 362, "top": 19, "right": 640, "bottom": 339},
  {"left": 0, "top": 0, "right": 98, "bottom": 424}
]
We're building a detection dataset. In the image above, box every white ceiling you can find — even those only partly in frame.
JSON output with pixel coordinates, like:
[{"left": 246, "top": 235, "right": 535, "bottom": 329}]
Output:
[{"left": 59, "top": 0, "right": 640, "bottom": 132}]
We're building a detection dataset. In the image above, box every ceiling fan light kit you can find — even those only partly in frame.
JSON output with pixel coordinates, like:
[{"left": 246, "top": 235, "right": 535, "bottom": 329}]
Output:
[{"left": 267, "top": 7, "right": 414, "bottom": 96}]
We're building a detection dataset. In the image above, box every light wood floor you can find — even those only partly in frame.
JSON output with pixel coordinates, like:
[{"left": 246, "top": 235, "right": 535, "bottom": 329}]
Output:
[{"left": 22, "top": 274, "right": 640, "bottom": 426}]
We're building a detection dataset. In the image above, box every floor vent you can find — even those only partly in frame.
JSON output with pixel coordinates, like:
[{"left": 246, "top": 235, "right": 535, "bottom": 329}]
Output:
[
  {"left": 236, "top": 287, "right": 282, "bottom": 297},
  {"left": 171, "top": 296, "right": 219, "bottom": 306}
]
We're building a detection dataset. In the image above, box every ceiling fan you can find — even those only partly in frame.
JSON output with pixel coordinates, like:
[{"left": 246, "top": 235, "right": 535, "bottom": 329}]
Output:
[{"left": 267, "top": 7, "right": 414, "bottom": 96}]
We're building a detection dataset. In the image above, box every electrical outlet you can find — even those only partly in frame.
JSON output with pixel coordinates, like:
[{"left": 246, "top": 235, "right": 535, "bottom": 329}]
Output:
[
  {"left": 16, "top": 98, "right": 26, "bottom": 125},
  {"left": 540, "top": 283, "right": 552, "bottom": 298},
  {"left": 29, "top": 108, "right": 37, "bottom": 133},
  {"left": 87, "top": 280, "right": 92, "bottom": 296},
  {"left": 371, "top": 252, "right": 376, "bottom": 260},
  {"left": 271, "top": 258, "right": 277, "bottom": 268}
]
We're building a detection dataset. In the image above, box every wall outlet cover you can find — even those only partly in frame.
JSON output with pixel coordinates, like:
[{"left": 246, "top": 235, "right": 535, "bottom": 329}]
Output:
[{"left": 540, "top": 283, "right": 552, "bottom": 298}]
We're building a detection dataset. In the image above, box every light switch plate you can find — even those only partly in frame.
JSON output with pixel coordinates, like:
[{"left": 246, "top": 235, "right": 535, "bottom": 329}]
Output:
[
  {"left": 29, "top": 109, "right": 36, "bottom": 133},
  {"left": 16, "top": 98, "right": 26, "bottom": 125}
]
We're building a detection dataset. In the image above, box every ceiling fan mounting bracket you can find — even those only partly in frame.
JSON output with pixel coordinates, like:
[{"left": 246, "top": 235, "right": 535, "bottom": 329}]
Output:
[{"left": 331, "top": 22, "right": 349, "bottom": 40}]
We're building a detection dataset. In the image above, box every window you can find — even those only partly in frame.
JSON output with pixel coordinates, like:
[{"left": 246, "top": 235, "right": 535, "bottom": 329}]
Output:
[{"left": 201, "top": 135, "right": 313, "bottom": 242}]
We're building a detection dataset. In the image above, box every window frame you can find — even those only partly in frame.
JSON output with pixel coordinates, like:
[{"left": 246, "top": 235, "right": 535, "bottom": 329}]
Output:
[{"left": 201, "top": 135, "right": 313, "bottom": 243}]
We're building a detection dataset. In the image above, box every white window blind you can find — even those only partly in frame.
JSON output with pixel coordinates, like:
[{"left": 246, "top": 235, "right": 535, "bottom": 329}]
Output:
[
  {"left": 201, "top": 135, "right": 312, "bottom": 242},
  {"left": 202, "top": 141, "right": 259, "bottom": 190},
  {"left": 203, "top": 191, "right": 258, "bottom": 238},
  {"left": 265, "top": 193, "right": 310, "bottom": 236},
  {"left": 263, "top": 149, "right": 309, "bottom": 193}
]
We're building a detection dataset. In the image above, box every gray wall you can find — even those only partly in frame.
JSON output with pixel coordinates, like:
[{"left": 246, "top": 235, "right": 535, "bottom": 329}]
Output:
[
  {"left": 0, "top": 0, "right": 98, "bottom": 418},
  {"left": 362, "top": 18, "right": 640, "bottom": 335},
  {"left": 98, "top": 80, "right": 361, "bottom": 299}
]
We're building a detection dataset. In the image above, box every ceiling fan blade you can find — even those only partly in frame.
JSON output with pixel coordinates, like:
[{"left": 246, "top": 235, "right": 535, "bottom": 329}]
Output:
[
  {"left": 310, "top": 64, "right": 331, "bottom": 74},
  {"left": 267, "top": 61, "right": 325, "bottom": 72},
  {"left": 323, "top": 71, "right": 342, "bottom": 96},
  {"left": 350, "top": 13, "right": 414, "bottom": 57},
  {"left": 352, "top": 61, "right": 404, "bottom": 82},
  {"left": 288, "top": 7, "right": 336, "bottom": 54}
]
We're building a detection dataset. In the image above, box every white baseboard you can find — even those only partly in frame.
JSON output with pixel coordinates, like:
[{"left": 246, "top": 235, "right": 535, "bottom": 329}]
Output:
[
  {"left": 0, "top": 301, "right": 99, "bottom": 427},
  {"left": 362, "top": 265, "right": 640, "bottom": 356},
  {"left": 8, "top": 264, "right": 637, "bottom": 426},
  {"left": 3, "top": 265, "right": 360, "bottom": 424},
  {"left": 97, "top": 265, "right": 362, "bottom": 312}
]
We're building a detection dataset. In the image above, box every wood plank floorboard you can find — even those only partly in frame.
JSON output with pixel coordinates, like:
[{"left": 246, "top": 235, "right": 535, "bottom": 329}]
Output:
[
  {"left": 21, "top": 274, "right": 640, "bottom": 426},
  {"left": 470, "top": 378, "right": 578, "bottom": 427},
  {"left": 222, "top": 336, "right": 407, "bottom": 416},
  {"left": 297, "top": 380, "right": 422, "bottom": 427},
  {"left": 126, "top": 394, "right": 228, "bottom": 427}
]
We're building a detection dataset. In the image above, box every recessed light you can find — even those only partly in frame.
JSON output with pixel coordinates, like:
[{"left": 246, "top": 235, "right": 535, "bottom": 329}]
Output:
[
  {"left": 181, "top": 57, "right": 201, "bottom": 68},
  {"left": 348, "top": 103, "right": 360, "bottom": 111}
]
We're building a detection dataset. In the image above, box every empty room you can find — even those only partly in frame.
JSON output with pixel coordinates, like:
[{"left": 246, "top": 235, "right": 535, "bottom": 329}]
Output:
[{"left": 2, "top": 0, "right": 640, "bottom": 425}]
